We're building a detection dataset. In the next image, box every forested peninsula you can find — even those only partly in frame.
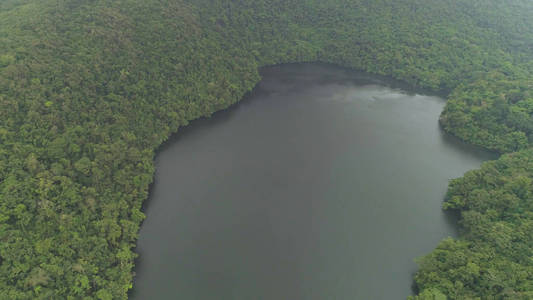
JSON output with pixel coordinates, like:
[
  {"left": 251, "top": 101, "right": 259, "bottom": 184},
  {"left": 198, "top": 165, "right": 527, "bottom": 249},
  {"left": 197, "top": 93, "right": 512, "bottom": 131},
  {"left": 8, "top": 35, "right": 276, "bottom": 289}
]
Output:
[{"left": 1, "top": 0, "right": 533, "bottom": 299}]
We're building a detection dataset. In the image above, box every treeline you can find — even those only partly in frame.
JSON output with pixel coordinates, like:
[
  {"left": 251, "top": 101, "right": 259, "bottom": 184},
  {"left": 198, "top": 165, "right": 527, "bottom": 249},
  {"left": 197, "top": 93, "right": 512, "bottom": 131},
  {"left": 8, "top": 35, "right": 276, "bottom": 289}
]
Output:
[
  {"left": 1, "top": 0, "right": 533, "bottom": 298},
  {"left": 411, "top": 150, "right": 533, "bottom": 299}
]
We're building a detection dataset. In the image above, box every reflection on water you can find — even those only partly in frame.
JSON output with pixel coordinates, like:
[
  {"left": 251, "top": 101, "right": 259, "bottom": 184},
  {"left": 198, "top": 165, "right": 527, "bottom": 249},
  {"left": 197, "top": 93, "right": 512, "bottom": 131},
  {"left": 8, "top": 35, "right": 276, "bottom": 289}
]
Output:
[{"left": 131, "top": 63, "right": 495, "bottom": 300}]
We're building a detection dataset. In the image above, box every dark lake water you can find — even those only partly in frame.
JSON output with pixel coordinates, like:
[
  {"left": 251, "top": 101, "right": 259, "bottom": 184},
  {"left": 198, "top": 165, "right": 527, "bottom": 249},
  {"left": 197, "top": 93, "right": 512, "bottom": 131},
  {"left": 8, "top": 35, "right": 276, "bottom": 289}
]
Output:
[{"left": 131, "top": 63, "right": 495, "bottom": 300}]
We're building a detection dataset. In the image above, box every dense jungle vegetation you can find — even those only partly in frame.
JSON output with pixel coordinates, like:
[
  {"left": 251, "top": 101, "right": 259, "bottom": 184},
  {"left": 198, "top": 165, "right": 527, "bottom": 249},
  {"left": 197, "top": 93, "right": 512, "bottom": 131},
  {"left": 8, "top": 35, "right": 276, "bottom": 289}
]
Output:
[{"left": 1, "top": 0, "right": 533, "bottom": 298}]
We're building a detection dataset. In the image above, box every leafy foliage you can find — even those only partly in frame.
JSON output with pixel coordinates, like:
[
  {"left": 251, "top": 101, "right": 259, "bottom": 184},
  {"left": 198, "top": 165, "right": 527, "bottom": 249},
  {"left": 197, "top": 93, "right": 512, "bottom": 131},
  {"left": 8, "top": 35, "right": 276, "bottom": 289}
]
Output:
[
  {"left": 411, "top": 150, "right": 533, "bottom": 299},
  {"left": 1, "top": 0, "right": 533, "bottom": 298}
]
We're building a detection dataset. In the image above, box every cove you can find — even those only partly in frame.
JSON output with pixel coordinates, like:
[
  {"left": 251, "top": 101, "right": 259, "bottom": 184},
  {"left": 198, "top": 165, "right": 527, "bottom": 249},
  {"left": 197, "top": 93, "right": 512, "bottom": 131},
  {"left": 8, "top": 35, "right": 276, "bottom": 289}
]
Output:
[{"left": 131, "top": 63, "right": 495, "bottom": 299}]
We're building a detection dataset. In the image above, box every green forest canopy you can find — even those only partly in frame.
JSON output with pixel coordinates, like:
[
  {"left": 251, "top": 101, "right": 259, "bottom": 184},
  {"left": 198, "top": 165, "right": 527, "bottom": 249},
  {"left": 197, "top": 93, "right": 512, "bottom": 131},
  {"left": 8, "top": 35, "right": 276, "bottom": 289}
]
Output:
[{"left": 1, "top": 0, "right": 533, "bottom": 298}]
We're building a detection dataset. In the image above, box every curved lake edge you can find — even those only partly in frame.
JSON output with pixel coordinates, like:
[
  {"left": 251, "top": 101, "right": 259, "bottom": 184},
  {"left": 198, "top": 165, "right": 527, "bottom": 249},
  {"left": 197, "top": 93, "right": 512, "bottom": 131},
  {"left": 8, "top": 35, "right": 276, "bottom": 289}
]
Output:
[
  {"left": 130, "top": 62, "right": 498, "bottom": 298},
  {"left": 135, "top": 62, "right": 497, "bottom": 215},
  {"left": 148, "top": 61, "right": 492, "bottom": 157}
]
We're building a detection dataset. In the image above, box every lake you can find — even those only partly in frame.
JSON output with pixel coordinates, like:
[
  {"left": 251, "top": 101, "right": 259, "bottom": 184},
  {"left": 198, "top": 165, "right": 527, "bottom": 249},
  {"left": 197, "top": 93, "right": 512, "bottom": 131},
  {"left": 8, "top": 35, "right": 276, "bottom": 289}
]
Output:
[{"left": 131, "top": 63, "right": 495, "bottom": 299}]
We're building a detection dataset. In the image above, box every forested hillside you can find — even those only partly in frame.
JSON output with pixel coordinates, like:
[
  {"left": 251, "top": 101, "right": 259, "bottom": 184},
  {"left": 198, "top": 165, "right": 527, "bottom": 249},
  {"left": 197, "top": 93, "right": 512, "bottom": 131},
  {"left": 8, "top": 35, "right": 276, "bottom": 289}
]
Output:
[
  {"left": 412, "top": 150, "right": 533, "bottom": 299},
  {"left": 1, "top": 0, "right": 533, "bottom": 299}
]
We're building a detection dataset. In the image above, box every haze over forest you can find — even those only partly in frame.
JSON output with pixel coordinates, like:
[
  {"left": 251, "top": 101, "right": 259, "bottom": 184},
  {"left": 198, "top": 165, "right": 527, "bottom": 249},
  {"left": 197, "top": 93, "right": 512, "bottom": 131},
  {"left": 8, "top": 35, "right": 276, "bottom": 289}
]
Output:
[{"left": 1, "top": 0, "right": 533, "bottom": 299}]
